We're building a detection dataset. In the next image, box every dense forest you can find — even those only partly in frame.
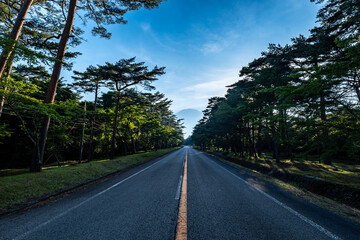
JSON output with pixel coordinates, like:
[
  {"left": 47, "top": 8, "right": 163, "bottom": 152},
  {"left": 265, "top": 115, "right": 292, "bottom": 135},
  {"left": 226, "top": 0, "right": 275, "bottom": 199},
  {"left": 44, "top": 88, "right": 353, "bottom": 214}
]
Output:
[
  {"left": 192, "top": 0, "right": 360, "bottom": 165},
  {"left": 0, "top": 0, "right": 183, "bottom": 170}
]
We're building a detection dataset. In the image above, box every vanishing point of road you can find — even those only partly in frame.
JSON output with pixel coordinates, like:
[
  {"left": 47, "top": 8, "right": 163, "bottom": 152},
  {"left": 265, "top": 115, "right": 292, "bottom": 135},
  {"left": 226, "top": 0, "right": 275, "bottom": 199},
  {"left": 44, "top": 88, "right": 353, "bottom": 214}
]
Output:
[{"left": 1, "top": 147, "right": 360, "bottom": 240}]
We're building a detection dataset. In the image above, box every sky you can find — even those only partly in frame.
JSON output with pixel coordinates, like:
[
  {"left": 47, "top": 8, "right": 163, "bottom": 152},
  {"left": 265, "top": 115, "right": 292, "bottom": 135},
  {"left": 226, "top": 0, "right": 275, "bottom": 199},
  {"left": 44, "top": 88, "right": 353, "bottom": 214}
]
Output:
[{"left": 62, "top": 0, "right": 320, "bottom": 113}]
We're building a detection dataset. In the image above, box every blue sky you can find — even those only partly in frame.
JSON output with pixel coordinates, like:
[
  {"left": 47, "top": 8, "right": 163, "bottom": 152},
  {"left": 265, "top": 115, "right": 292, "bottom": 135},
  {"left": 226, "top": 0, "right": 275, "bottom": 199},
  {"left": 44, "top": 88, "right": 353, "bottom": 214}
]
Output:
[{"left": 63, "top": 0, "right": 320, "bottom": 113}]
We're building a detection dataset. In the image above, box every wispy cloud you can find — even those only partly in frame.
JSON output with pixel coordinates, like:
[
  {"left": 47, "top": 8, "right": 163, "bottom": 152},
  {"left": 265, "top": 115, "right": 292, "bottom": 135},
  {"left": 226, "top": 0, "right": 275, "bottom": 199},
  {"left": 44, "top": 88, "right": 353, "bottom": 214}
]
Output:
[
  {"left": 140, "top": 22, "right": 151, "bottom": 32},
  {"left": 190, "top": 25, "right": 241, "bottom": 55},
  {"left": 115, "top": 44, "right": 153, "bottom": 64},
  {"left": 164, "top": 68, "right": 239, "bottom": 112},
  {"left": 201, "top": 42, "right": 223, "bottom": 54},
  {"left": 139, "top": 22, "right": 178, "bottom": 52},
  {"left": 180, "top": 79, "right": 231, "bottom": 95}
]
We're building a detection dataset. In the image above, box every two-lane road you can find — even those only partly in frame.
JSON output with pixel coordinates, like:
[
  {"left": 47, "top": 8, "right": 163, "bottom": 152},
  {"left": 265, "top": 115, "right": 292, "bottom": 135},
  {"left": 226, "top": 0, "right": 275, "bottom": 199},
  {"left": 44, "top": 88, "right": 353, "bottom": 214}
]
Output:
[{"left": 1, "top": 147, "right": 359, "bottom": 239}]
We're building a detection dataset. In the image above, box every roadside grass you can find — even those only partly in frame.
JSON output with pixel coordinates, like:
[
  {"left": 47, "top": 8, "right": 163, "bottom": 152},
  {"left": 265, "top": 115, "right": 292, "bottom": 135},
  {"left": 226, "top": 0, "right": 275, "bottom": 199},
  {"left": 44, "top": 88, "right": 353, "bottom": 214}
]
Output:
[
  {"left": 252, "top": 168, "right": 360, "bottom": 224},
  {"left": 0, "top": 147, "right": 180, "bottom": 209},
  {"left": 221, "top": 151, "right": 360, "bottom": 190}
]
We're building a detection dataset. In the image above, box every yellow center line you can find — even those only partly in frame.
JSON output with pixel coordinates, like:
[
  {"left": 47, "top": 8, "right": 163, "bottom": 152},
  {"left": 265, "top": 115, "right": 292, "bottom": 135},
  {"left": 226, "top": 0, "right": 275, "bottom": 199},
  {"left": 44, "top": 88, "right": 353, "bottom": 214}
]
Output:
[{"left": 176, "top": 150, "right": 188, "bottom": 240}]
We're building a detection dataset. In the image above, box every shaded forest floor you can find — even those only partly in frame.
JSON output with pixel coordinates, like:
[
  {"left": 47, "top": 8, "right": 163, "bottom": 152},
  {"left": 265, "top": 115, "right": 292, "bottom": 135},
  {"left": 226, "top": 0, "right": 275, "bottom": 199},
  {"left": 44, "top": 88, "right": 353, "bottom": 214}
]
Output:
[{"left": 0, "top": 147, "right": 180, "bottom": 211}]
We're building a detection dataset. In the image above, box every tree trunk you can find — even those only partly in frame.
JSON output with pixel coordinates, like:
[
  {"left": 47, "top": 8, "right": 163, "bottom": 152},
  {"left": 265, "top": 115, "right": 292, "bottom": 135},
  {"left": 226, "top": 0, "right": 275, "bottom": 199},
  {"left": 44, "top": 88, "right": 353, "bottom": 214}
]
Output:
[
  {"left": 0, "top": 0, "right": 34, "bottom": 79},
  {"left": 282, "top": 108, "right": 292, "bottom": 159},
  {"left": 238, "top": 121, "right": 244, "bottom": 158},
  {"left": 131, "top": 135, "right": 136, "bottom": 154},
  {"left": 252, "top": 123, "right": 258, "bottom": 159},
  {"left": 247, "top": 121, "right": 253, "bottom": 157},
  {"left": 88, "top": 82, "right": 98, "bottom": 162},
  {"left": 257, "top": 124, "right": 263, "bottom": 157},
  {"left": 354, "top": 74, "right": 360, "bottom": 103},
  {"left": 0, "top": 62, "right": 13, "bottom": 118},
  {"left": 31, "top": 0, "right": 78, "bottom": 172},
  {"left": 320, "top": 93, "right": 331, "bottom": 165},
  {"left": 270, "top": 111, "right": 279, "bottom": 162},
  {"left": 79, "top": 102, "right": 86, "bottom": 164},
  {"left": 110, "top": 92, "right": 121, "bottom": 159},
  {"left": 145, "top": 136, "right": 150, "bottom": 152}
]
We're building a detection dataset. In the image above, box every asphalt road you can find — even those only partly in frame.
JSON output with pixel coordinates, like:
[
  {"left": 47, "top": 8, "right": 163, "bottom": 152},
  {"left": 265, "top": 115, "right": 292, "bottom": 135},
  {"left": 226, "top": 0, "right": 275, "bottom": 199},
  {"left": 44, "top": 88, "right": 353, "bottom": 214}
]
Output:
[{"left": 1, "top": 147, "right": 360, "bottom": 240}]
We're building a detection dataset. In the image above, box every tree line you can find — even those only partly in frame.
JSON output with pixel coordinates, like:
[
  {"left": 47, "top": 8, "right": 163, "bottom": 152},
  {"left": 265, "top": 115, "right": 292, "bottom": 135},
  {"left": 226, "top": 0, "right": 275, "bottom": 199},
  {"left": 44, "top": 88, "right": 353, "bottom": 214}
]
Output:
[
  {"left": 191, "top": 0, "right": 360, "bottom": 165},
  {"left": 0, "top": 0, "right": 184, "bottom": 171}
]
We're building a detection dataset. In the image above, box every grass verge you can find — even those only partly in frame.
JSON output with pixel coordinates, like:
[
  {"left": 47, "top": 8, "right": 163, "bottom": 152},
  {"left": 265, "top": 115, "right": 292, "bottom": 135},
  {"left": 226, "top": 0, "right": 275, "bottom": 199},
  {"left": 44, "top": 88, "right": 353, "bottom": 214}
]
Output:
[
  {"left": 0, "top": 147, "right": 180, "bottom": 210},
  {"left": 218, "top": 151, "right": 360, "bottom": 190}
]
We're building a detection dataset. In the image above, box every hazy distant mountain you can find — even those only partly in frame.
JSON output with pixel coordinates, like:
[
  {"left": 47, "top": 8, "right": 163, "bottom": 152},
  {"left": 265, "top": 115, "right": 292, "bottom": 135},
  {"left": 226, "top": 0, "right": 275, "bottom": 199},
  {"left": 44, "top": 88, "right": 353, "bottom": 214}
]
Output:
[{"left": 176, "top": 109, "right": 203, "bottom": 138}]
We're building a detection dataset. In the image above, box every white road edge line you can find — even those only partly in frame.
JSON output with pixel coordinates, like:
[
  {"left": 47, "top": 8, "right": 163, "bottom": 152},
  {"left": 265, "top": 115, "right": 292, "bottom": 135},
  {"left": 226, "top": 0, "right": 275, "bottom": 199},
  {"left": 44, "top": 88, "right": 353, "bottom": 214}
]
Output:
[
  {"left": 13, "top": 158, "right": 165, "bottom": 240},
  {"left": 211, "top": 160, "right": 342, "bottom": 240},
  {"left": 175, "top": 175, "right": 183, "bottom": 200}
]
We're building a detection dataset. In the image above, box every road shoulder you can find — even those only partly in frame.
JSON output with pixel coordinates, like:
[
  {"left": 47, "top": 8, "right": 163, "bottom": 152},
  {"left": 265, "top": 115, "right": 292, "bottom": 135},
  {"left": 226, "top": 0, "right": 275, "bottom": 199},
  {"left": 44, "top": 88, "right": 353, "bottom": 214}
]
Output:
[
  {"left": 0, "top": 147, "right": 181, "bottom": 217},
  {"left": 202, "top": 150, "right": 360, "bottom": 225}
]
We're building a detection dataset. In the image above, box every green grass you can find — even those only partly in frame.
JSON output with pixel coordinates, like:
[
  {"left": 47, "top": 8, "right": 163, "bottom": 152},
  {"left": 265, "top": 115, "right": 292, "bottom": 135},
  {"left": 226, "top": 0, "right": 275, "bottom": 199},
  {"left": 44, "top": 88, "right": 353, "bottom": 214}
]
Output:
[
  {"left": 220, "top": 151, "right": 360, "bottom": 190},
  {"left": 0, "top": 147, "right": 180, "bottom": 209}
]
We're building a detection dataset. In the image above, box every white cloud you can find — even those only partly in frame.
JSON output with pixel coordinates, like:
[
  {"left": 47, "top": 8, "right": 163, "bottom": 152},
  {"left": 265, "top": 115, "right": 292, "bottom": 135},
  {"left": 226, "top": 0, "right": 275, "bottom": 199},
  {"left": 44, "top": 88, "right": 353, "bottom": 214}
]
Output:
[
  {"left": 140, "top": 22, "right": 151, "bottom": 32},
  {"left": 164, "top": 68, "right": 239, "bottom": 112},
  {"left": 187, "top": 23, "right": 241, "bottom": 55},
  {"left": 200, "top": 31, "right": 240, "bottom": 54},
  {"left": 115, "top": 44, "right": 153, "bottom": 64},
  {"left": 201, "top": 42, "right": 223, "bottom": 53},
  {"left": 180, "top": 79, "right": 230, "bottom": 95}
]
